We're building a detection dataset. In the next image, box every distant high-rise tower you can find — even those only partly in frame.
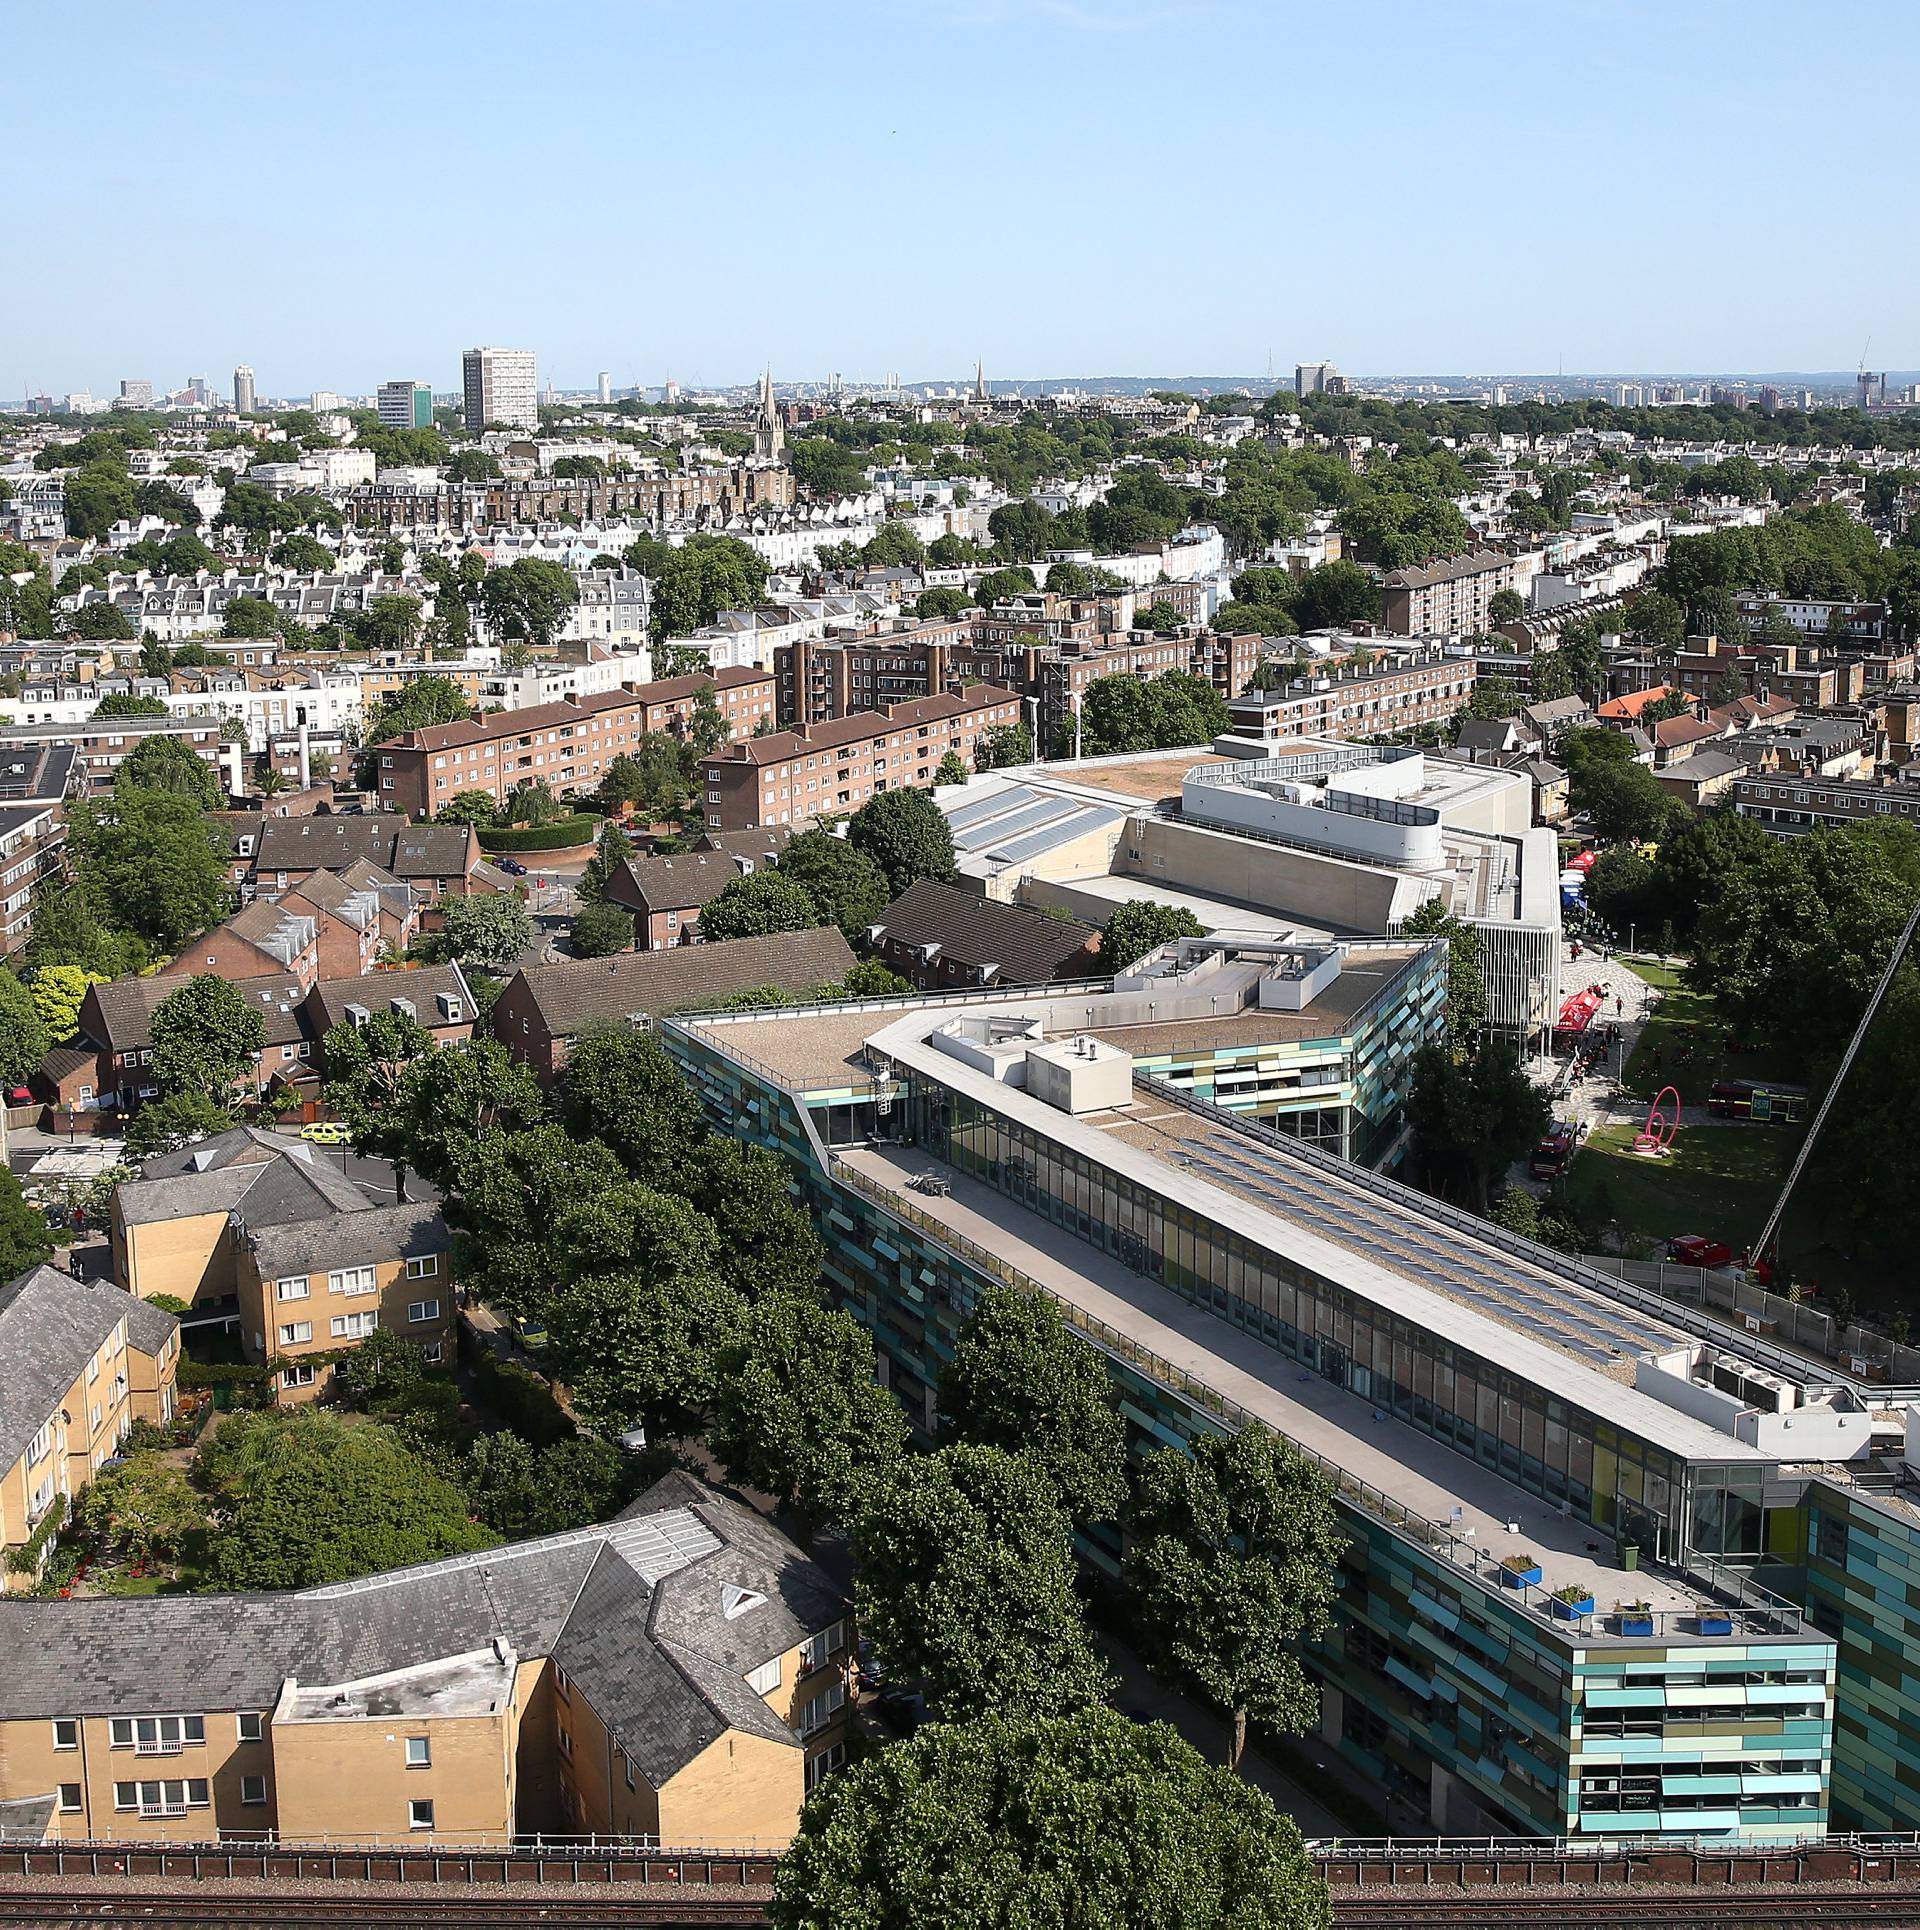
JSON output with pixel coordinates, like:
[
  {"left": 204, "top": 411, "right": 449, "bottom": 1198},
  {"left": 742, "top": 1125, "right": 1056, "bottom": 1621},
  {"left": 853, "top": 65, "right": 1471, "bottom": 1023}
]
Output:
[
  {"left": 1295, "top": 361, "right": 1338, "bottom": 397},
  {"left": 233, "top": 365, "right": 256, "bottom": 414},
  {"left": 974, "top": 360, "right": 988, "bottom": 404},
  {"left": 1858, "top": 370, "right": 1887, "bottom": 413},
  {"left": 598, "top": 370, "right": 612, "bottom": 404},
  {"left": 378, "top": 380, "right": 434, "bottom": 429},
  {"left": 753, "top": 368, "right": 784, "bottom": 462},
  {"left": 462, "top": 347, "right": 538, "bottom": 432},
  {"left": 118, "top": 378, "right": 153, "bottom": 408}
]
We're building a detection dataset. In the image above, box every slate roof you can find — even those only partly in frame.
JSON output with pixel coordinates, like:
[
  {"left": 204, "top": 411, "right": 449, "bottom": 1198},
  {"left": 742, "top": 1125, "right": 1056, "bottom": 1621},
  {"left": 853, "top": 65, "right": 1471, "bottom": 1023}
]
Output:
[
  {"left": 244, "top": 1198, "right": 448, "bottom": 1283},
  {"left": 252, "top": 817, "right": 478, "bottom": 882},
  {"left": 85, "top": 974, "right": 309, "bottom": 1055},
  {"left": 305, "top": 964, "right": 474, "bottom": 1036},
  {"left": 0, "top": 1269, "right": 173, "bottom": 1469},
  {"left": 501, "top": 929, "right": 857, "bottom": 1041},
  {"left": 870, "top": 877, "right": 1098, "bottom": 985},
  {"left": 0, "top": 1473, "right": 845, "bottom": 1793},
  {"left": 694, "top": 827, "right": 792, "bottom": 866},
  {"left": 117, "top": 1140, "right": 371, "bottom": 1231},
  {"left": 611, "top": 851, "right": 756, "bottom": 914}
]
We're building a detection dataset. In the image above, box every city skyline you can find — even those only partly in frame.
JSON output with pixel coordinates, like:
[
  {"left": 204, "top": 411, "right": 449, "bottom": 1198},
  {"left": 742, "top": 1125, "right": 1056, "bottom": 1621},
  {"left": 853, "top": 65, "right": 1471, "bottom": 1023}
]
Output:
[{"left": 12, "top": 0, "right": 1920, "bottom": 396}]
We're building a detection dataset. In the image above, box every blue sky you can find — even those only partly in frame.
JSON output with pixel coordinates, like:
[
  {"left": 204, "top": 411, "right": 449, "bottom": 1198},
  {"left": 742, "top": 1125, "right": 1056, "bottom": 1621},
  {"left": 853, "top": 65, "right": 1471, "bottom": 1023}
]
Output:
[{"left": 13, "top": 0, "right": 1919, "bottom": 397}]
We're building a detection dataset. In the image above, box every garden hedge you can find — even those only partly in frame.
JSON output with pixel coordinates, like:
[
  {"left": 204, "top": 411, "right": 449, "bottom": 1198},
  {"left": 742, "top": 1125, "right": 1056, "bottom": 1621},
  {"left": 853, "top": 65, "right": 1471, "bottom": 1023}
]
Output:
[{"left": 476, "top": 815, "right": 603, "bottom": 853}]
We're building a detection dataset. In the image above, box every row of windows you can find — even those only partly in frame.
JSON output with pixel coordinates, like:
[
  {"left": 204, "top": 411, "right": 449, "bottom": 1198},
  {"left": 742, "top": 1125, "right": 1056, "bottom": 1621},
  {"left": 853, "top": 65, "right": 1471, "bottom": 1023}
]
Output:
[{"left": 276, "top": 1256, "right": 437, "bottom": 1301}]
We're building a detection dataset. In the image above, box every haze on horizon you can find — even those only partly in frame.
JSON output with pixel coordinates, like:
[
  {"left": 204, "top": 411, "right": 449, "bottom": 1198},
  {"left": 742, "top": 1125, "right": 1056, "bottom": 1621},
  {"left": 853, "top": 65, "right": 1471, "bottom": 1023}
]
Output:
[{"left": 15, "top": 0, "right": 1920, "bottom": 399}]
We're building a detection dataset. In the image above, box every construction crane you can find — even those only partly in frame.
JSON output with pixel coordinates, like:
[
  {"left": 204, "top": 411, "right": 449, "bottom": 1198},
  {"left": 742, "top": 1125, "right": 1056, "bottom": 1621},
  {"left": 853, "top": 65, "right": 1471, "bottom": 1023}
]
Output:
[{"left": 1751, "top": 888, "right": 1920, "bottom": 1266}]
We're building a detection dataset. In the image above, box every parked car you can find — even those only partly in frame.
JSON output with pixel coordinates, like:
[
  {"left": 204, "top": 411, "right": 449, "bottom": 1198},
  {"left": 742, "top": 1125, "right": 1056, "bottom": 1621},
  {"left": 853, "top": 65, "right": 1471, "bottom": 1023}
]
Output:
[
  {"left": 1667, "top": 1234, "right": 1734, "bottom": 1269},
  {"left": 1528, "top": 1123, "right": 1579, "bottom": 1179},
  {"left": 300, "top": 1121, "right": 353, "bottom": 1146},
  {"left": 497, "top": 857, "right": 528, "bottom": 876}
]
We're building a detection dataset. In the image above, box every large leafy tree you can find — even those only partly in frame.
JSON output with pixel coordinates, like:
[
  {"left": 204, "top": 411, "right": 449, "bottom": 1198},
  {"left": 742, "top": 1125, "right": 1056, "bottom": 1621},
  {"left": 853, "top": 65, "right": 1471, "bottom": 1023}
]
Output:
[
  {"left": 378, "top": 1035, "right": 546, "bottom": 1192},
  {"left": 1126, "top": 1425, "right": 1344, "bottom": 1770},
  {"left": 712, "top": 1292, "right": 908, "bottom": 1535},
  {"left": 771, "top": 1707, "right": 1330, "bottom": 1930},
  {"left": 558, "top": 1027, "right": 708, "bottom": 1189},
  {"left": 437, "top": 893, "right": 534, "bottom": 973},
  {"left": 199, "top": 1410, "right": 493, "bottom": 1589},
  {"left": 847, "top": 788, "right": 958, "bottom": 898},
  {"left": 698, "top": 871, "right": 822, "bottom": 943},
  {"left": 23, "top": 886, "right": 149, "bottom": 981},
  {"left": 68, "top": 791, "right": 230, "bottom": 950},
  {"left": 1399, "top": 898, "right": 1489, "bottom": 1043},
  {"left": 122, "top": 1091, "right": 235, "bottom": 1157},
  {"left": 774, "top": 831, "right": 890, "bottom": 940},
  {"left": 689, "top": 1136, "right": 824, "bottom": 1301},
  {"left": 362, "top": 674, "right": 472, "bottom": 747},
  {"left": 1404, "top": 1038, "right": 1549, "bottom": 1211},
  {"left": 0, "top": 971, "right": 50, "bottom": 1090},
  {"left": 938, "top": 1285, "right": 1126, "bottom": 1525},
  {"left": 1101, "top": 900, "right": 1206, "bottom": 972},
  {"left": 460, "top": 1431, "right": 624, "bottom": 1540},
  {"left": 115, "top": 733, "right": 224, "bottom": 810},
  {"left": 1573, "top": 758, "right": 1681, "bottom": 844},
  {"left": 479, "top": 557, "right": 579, "bottom": 651},
  {"left": 149, "top": 975, "right": 266, "bottom": 1102},
  {"left": 849, "top": 1444, "right": 1113, "bottom": 1722},
  {"left": 26, "top": 964, "right": 104, "bottom": 1045},
  {"left": 624, "top": 534, "right": 769, "bottom": 639},
  {"left": 570, "top": 900, "right": 634, "bottom": 957},
  {"left": 0, "top": 1168, "right": 53, "bottom": 1278}
]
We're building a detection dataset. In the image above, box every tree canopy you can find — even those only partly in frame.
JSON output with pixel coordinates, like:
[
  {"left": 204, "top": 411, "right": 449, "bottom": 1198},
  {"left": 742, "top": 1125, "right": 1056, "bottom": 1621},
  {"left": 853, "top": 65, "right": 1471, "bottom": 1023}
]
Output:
[
  {"left": 847, "top": 789, "right": 958, "bottom": 898},
  {"left": 149, "top": 975, "right": 266, "bottom": 1102},
  {"left": 1101, "top": 899, "right": 1206, "bottom": 971},
  {"left": 68, "top": 791, "right": 230, "bottom": 950}
]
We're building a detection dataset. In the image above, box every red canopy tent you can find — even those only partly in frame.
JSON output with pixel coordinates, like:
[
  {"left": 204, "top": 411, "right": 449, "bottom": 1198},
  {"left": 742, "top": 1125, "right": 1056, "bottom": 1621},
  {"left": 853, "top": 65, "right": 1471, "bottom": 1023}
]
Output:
[{"left": 1555, "top": 985, "right": 1605, "bottom": 1038}]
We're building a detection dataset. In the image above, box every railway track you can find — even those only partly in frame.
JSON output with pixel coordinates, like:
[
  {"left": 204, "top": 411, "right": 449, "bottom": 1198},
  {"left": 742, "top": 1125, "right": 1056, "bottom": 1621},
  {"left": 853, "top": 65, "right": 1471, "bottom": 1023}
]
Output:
[
  {"left": 0, "top": 1891, "right": 769, "bottom": 1927},
  {"left": 1333, "top": 1890, "right": 1920, "bottom": 1929}
]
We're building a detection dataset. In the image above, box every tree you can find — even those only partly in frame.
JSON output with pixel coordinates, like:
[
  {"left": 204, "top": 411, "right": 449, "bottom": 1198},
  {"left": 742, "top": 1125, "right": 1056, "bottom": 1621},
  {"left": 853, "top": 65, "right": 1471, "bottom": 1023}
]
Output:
[
  {"left": 480, "top": 558, "right": 579, "bottom": 651},
  {"left": 939, "top": 1285, "right": 1126, "bottom": 1524},
  {"left": 570, "top": 900, "right": 634, "bottom": 957},
  {"left": 502, "top": 780, "right": 568, "bottom": 828},
  {"left": 774, "top": 832, "right": 890, "bottom": 940},
  {"left": 64, "top": 603, "right": 136, "bottom": 641},
  {"left": 1293, "top": 559, "right": 1381, "bottom": 630},
  {"left": 200, "top": 1410, "right": 493, "bottom": 1589},
  {"left": 848, "top": 788, "right": 957, "bottom": 898},
  {"left": 90, "top": 692, "right": 170, "bottom": 719},
  {"left": 220, "top": 596, "right": 287, "bottom": 641},
  {"left": 149, "top": 975, "right": 266, "bottom": 1102},
  {"left": 625, "top": 534, "right": 769, "bottom": 639},
  {"left": 0, "top": 1168, "right": 53, "bottom": 1277},
  {"left": 915, "top": 585, "right": 970, "bottom": 620},
  {"left": 770, "top": 1708, "right": 1328, "bottom": 1930},
  {"left": 23, "top": 887, "right": 148, "bottom": 981},
  {"left": 1575, "top": 759, "right": 1681, "bottom": 844},
  {"left": 558, "top": 1026, "right": 708, "bottom": 1188},
  {"left": 849, "top": 1444, "right": 1112, "bottom": 1723},
  {"left": 445, "top": 449, "right": 502, "bottom": 484},
  {"left": 0, "top": 971, "right": 49, "bottom": 1091},
  {"left": 1487, "top": 588, "right": 1527, "bottom": 625},
  {"left": 377, "top": 1036, "right": 546, "bottom": 1193},
  {"left": 1460, "top": 673, "right": 1520, "bottom": 723},
  {"left": 689, "top": 1135, "right": 826, "bottom": 1301},
  {"left": 698, "top": 871, "right": 822, "bottom": 943},
  {"left": 973, "top": 565, "right": 1039, "bottom": 607},
  {"left": 1405, "top": 1038, "right": 1550, "bottom": 1210},
  {"left": 272, "top": 532, "right": 334, "bottom": 573},
  {"left": 1399, "top": 898, "right": 1489, "bottom": 1043},
  {"left": 27, "top": 964, "right": 104, "bottom": 1044},
  {"left": 362, "top": 675, "right": 471, "bottom": 746},
  {"left": 1126, "top": 1425, "right": 1344, "bottom": 1770},
  {"left": 712, "top": 1292, "right": 909, "bottom": 1534},
  {"left": 120, "top": 1090, "right": 235, "bottom": 1158},
  {"left": 977, "top": 721, "right": 1034, "bottom": 770},
  {"left": 69, "top": 791, "right": 230, "bottom": 950},
  {"left": 64, "top": 466, "right": 137, "bottom": 539},
  {"left": 357, "top": 593, "right": 424, "bottom": 653},
  {"left": 461, "top": 1431, "right": 625, "bottom": 1540},
  {"left": 1101, "top": 900, "right": 1205, "bottom": 971},
  {"left": 115, "top": 733, "right": 224, "bottom": 810},
  {"left": 436, "top": 789, "right": 499, "bottom": 826},
  {"left": 1624, "top": 590, "right": 1686, "bottom": 650},
  {"left": 322, "top": 1008, "right": 435, "bottom": 1167},
  {"left": 437, "top": 893, "right": 534, "bottom": 974}
]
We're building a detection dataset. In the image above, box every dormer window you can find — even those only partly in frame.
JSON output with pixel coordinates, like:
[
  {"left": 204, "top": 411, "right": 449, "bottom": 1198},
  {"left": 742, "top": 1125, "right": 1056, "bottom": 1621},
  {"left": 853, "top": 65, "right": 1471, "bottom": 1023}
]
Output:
[{"left": 721, "top": 1583, "right": 767, "bottom": 1620}]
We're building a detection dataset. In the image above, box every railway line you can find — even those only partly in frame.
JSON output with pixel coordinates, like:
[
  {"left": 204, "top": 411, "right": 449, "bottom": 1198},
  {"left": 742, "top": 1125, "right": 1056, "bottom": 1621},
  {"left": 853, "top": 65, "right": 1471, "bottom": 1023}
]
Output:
[
  {"left": 1332, "top": 1891, "right": 1920, "bottom": 1929},
  {"left": 0, "top": 1889, "right": 770, "bottom": 1927}
]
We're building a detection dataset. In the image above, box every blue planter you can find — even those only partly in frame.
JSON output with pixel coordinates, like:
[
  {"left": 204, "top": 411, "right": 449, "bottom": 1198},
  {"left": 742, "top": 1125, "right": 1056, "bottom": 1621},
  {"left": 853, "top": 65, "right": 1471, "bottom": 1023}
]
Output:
[
  {"left": 1551, "top": 1593, "right": 1596, "bottom": 1620},
  {"left": 1696, "top": 1613, "right": 1733, "bottom": 1636},
  {"left": 1500, "top": 1562, "right": 1542, "bottom": 1589},
  {"left": 1619, "top": 1614, "right": 1655, "bottom": 1637}
]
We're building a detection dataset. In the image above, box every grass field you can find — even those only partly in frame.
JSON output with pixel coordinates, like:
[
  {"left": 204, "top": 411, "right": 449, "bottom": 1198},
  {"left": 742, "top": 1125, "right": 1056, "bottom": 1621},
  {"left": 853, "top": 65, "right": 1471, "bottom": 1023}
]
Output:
[{"left": 1565, "top": 1119, "right": 1796, "bottom": 1254}]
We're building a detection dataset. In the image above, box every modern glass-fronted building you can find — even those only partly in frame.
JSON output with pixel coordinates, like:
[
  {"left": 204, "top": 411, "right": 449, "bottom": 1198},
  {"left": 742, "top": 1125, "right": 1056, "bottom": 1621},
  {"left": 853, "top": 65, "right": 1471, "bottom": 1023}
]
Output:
[{"left": 653, "top": 950, "right": 1920, "bottom": 1841}]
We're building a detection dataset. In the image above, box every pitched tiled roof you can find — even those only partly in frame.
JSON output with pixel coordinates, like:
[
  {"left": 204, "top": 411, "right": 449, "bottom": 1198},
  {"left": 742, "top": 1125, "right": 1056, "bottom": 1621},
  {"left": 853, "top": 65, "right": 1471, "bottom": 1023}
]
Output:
[
  {"left": 871, "top": 877, "right": 1098, "bottom": 985},
  {"left": 611, "top": 851, "right": 755, "bottom": 914},
  {"left": 501, "top": 929, "right": 857, "bottom": 1041},
  {"left": 86, "top": 974, "right": 309, "bottom": 1055},
  {"left": 703, "top": 687, "right": 1019, "bottom": 767},
  {"left": 305, "top": 964, "right": 474, "bottom": 1037},
  {"left": 0, "top": 1269, "right": 166, "bottom": 1468},
  {"left": 244, "top": 1197, "right": 448, "bottom": 1283}
]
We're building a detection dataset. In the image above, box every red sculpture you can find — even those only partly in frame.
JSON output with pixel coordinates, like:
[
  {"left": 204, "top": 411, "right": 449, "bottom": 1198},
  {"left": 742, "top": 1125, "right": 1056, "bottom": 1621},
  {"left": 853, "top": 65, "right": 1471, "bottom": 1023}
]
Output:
[{"left": 1634, "top": 1084, "right": 1681, "bottom": 1155}]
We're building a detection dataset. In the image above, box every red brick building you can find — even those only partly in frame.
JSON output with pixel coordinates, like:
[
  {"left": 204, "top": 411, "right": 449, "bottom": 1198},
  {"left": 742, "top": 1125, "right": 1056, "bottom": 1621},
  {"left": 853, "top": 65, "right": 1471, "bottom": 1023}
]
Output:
[
  {"left": 699, "top": 687, "right": 1023, "bottom": 832},
  {"left": 372, "top": 669, "right": 776, "bottom": 818}
]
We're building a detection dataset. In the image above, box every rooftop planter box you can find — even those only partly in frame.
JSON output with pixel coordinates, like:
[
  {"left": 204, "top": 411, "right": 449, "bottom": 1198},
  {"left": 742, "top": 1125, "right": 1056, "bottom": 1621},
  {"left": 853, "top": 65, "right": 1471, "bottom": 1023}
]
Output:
[
  {"left": 1695, "top": 1612, "right": 1734, "bottom": 1637},
  {"left": 1550, "top": 1587, "right": 1596, "bottom": 1620},
  {"left": 1499, "top": 1555, "right": 1542, "bottom": 1589},
  {"left": 1616, "top": 1607, "right": 1656, "bottom": 1637}
]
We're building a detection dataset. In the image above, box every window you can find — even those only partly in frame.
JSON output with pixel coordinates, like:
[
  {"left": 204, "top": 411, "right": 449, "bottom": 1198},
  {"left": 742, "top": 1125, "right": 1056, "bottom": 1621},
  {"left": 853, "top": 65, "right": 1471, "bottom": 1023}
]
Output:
[
  {"left": 276, "top": 1276, "right": 309, "bottom": 1301},
  {"left": 329, "top": 1265, "right": 377, "bottom": 1298},
  {"left": 799, "top": 1678, "right": 847, "bottom": 1737},
  {"left": 622, "top": 1752, "right": 636, "bottom": 1791},
  {"left": 52, "top": 1719, "right": 78, "bottom": 1751},
  {"left": 27, "top": 1421, "right": 51, "bottom": 1465},
  {"left": 557, "top": 1723, "right": 574, "bottom": 1759},
  {"left": 409, "top": 1799, "right": 435, "bottom": 1831},
  {"left": 407, "top": 1299, "right": 440, "bottom": 1324},
  {"left": 421, "top": 1341, "right": 443, "bottom": 1365},
  {"left": 114, "top": 1778, "right": 209, "bottom": 1815},
  {"left": 240, "top": 1775, "right": 267, "bottom": 1806},
  {"left": 58, "top": 1784, "right": 82, "bottom": 1813},
  {"left": 279, "top": 1322, "right": 312, "bottom": 1346},
  {"left": 330, "top": 1311, "right": 378, "bottom": 1340},
  {"left": 405, "top": 1736, "right": 431, "bottom": 1768},
  {"left": 746, "top": 1658, "right": 781, "bottom": 1695},
  {"left": 405, "top": 1254, "right": 439, "bottom": 1280},
  {"left": 237, "top": 1712, "right": 263, "bottom": 1744},
  {"left": 281, "top": 1363, "right": 316, "bottom": 1389},
  {"left": 553, "top": 1664, "right": 570, "bottom": 1700},
  {"left": 799, "top": 1621, "right": 845, "bottom": 1672},
  {"left": 806, "top": 1740, "right": 847, "bottom": 1791}
]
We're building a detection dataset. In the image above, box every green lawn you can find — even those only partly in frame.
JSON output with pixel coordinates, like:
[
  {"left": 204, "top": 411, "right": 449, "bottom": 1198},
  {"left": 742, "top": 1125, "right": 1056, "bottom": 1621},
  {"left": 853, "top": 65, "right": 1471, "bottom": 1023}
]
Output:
[{"left": 1566, "top": 1119, "right": 1796, "bottom": 1254}]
